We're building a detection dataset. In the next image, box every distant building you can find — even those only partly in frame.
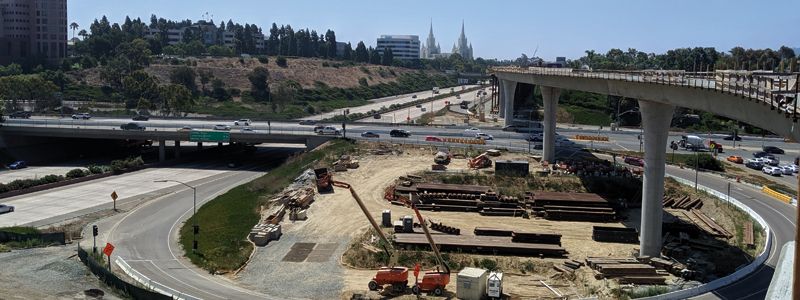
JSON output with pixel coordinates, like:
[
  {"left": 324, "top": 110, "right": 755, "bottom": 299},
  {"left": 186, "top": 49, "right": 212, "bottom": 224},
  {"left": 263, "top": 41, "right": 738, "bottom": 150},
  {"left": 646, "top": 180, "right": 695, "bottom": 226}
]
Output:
[
  {"left": 420, "top": 21, "right": 440, "bottom": 59},
  {"left": 451, "top": 21, "right": 473, "bottom": 60},
  {"left": 142, "top": 22, "right": 266, "bottom": 50},
  {"left": 376, "top": 35, "right": 420, "bottom": 60},
  {"left": 0, "top": 0, "right": 68, "bottom": 65},
  {"left": 544, "top": 57, "right": 567, "bottom": 68}
]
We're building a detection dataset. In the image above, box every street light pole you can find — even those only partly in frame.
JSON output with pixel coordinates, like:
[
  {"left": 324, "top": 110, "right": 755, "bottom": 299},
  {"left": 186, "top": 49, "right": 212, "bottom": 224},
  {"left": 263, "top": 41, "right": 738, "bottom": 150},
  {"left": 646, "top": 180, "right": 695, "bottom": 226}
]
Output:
[
  {"left": 694, "top": 151, "right": 699, "bottom": 191},
  {"left": 155, "top": 180, "right": 198, "bottom": 253}
]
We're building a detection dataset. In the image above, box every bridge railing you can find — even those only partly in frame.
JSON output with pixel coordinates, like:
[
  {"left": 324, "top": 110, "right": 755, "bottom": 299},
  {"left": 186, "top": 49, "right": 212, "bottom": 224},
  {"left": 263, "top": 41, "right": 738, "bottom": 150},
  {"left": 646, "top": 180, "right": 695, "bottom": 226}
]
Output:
[{"left": 490, "top": 66, "right": 800, "bottom": 121}]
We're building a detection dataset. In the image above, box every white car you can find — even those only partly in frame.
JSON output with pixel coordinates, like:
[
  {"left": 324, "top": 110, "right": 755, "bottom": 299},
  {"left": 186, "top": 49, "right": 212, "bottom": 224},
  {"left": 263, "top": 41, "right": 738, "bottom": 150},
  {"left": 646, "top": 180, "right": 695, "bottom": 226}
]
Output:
[
  {"left": 0, "top": 204, "right": 14, "bottom": 214},
  {"left": 762, "top": 166, "right": 782, "bottom": 176},
  {"left": 71, "top": 113, "right": 91, "bottom": 120},
  {"left": 241, "top": 127, "right": 255, "bottom": 133},
  {"left": 760, "top": 157, "right": 780, "bottom": 166},
  {"left": 318, "top": 126, "right": 340, "bottom": 135},
  {"left": 475, "top": 133, "right": 494, "bottom": 140},
  {"left": 463, "top": 127, "right": 481, "bottom": 136},
  {"left": 234, "top": 119, "right": 251, "bottom": 126},
  {"left": 213, "top": 124, "right": 231, "bottom": 131},
  {"left": 779, "top": 164, "right": 796, "bottom": 175}
]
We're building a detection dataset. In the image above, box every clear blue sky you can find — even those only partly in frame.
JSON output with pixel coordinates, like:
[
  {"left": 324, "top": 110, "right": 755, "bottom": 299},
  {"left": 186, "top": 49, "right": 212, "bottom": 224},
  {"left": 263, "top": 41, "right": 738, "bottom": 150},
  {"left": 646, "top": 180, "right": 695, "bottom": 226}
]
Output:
[{"left": 69, "top": 0, "right": 799, "bottom": 60}]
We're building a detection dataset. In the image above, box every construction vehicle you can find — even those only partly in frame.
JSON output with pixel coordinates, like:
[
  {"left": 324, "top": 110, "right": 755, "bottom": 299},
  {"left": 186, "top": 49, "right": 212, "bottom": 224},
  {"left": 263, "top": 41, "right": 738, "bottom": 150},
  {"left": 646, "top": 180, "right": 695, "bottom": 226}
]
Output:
[
  {"left": 434, "top": 151, "right": 451, "bottom": 165},
  {"left": 314, "top": 168, "right": 333, "bottom": 192},
  {"left": 332, "top": 180, "right": 409, "bottom": 293},
  {"left": 410, "top": 203, "right": 451, "bottom": 296},
  {"left": 468, "top": 152, "right": 493, "bottom": 169}
]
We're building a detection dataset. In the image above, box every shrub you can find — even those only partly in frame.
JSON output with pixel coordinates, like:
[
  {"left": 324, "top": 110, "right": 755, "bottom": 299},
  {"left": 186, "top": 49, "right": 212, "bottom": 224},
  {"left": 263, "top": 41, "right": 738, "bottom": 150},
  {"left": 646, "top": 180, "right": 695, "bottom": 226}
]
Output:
[
  {"left": 228, "top": 88, "right": 241, "bottom": 97},
  {"left": 65, "top": 168, "right": 87, "bottom": 179},
  {"left": 479, "top": 258, "right": 498, "bottom": 271},
  {"left": 685, "top": 154, "right": 725, "bottom": 171},
  {"left": 87, "top": 165, "right": 105, "bottom": 174},
  {"left": 276, "top": 56, "right": 287, "bottom": 67},
  {"left": 257, "top": 56, "right": 269, "bottom": 64},
  {"left": 358, "top": 78, "right": 368, "bottom": 87},
  {"left": 359, "top": 66, "right": 371, "bottom": 74}
]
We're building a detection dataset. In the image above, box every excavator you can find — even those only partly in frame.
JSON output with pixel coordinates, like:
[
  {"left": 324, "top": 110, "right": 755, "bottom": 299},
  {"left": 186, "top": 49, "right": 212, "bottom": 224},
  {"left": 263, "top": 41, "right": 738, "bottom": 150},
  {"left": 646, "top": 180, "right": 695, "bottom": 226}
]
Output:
[
  {"left": 468, "top": 152, "right": 493, "bottom": 169},
  {"left": 333, "top": 180, "right": 450, "bottom": 296},
  {"left": 332, "top": 180, "right": 409, "bottom": 293}
]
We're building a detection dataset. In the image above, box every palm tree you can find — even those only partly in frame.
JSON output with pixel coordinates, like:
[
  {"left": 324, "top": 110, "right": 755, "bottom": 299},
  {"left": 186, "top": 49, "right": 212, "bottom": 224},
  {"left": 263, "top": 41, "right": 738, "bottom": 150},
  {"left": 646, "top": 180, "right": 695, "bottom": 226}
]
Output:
[{"left": 69, "top": 22, "right": 79, "bottom": 39}]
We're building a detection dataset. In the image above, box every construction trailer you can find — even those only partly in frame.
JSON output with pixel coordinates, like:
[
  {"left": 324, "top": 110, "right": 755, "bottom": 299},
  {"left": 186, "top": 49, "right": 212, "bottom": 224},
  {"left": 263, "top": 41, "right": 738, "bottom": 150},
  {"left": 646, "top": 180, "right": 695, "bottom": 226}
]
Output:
[
  {"left": 457, "top": 267, "right": 488, "bottom": 300},
  {"left": 495, "top": 160, "right": 530, "bottom": 177},
  {"left": 487, "top": 272, "right": 504, "bottom": 299}
]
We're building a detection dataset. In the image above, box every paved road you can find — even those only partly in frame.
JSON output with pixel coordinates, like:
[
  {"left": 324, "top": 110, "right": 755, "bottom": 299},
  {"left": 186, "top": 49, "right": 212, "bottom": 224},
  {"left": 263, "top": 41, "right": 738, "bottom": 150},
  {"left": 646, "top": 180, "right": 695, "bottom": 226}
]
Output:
[
  {"left": 85, "top": 148, "right": 299, "bottom": 300},
  {"left": 358, "top": 87, "right": 481, "bottom": 123},
  {"left": 300, "top": 85, "right": 478, "bottom": 121}
]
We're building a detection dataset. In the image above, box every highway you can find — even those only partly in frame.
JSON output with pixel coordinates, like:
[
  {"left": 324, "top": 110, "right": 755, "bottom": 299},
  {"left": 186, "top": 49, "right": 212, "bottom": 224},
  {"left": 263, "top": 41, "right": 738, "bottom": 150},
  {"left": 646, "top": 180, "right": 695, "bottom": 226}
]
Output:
[
  {"left": 358, "top": 86, "right": 482, "bottom": 123},
  {"left": 2, "top": 115, "right": 796, "bottom": 299}
]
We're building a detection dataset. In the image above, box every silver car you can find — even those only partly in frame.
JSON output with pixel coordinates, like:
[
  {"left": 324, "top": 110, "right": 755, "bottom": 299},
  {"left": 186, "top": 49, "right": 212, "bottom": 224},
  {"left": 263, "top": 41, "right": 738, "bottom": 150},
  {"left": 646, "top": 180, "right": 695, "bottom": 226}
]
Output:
[{"left": 0, "top": 204, "right": 14, "bottom": 214}]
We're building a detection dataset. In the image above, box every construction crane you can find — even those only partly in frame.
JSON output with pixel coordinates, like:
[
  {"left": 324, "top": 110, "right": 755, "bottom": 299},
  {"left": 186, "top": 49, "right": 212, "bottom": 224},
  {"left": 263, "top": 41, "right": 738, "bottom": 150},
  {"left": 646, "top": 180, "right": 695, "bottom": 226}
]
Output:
[
  {"left": 332, "top": 180, "right": 409, "bottom": 293},
  {"left": 410, "top": 203, "right": 451, "bottom": 296}
]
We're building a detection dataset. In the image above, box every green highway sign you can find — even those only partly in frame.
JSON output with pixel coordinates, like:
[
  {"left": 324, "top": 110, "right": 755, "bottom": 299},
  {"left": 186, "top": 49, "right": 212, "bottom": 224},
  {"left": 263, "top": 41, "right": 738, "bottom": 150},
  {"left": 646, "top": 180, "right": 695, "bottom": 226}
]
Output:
[{"left": 189, "top": 130, "right": 230, "bottom": 142}]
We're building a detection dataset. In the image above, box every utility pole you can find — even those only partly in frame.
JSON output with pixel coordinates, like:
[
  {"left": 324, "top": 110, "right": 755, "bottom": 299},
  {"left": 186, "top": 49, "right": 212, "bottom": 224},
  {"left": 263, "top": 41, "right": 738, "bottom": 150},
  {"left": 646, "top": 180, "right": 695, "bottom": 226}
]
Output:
[
  {"left": 155, "top": 180, "right": 198, "bottom": 253},
  {"left": 694, "top": 151, "right": 699, "bottom": 191}
]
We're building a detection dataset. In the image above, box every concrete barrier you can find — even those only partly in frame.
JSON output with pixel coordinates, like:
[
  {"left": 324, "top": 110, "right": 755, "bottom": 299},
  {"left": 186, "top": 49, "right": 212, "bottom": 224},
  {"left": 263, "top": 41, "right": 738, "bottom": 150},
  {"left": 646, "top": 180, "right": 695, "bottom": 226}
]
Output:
[
  {"left": 639, "top": 175, "right": 771, "bottom": 300},
  {"left": 116, "top": 256, "right": 201, "bottom": 300},
  {"left": 761, "top": 185, "right": 792, "bottom": 203}
]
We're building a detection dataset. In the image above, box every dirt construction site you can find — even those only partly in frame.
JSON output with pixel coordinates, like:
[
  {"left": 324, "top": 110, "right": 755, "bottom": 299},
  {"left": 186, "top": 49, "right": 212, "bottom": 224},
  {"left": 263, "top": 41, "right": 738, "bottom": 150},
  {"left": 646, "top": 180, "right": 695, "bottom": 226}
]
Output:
[{"left": 236, "top": 141, "right": 762, "bottom": 300}]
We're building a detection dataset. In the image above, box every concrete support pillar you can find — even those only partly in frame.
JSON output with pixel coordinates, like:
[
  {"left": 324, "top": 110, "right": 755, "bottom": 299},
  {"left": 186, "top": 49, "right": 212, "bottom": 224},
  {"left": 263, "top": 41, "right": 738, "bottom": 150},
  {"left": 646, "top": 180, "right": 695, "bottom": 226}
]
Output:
[
  {"left": 498, "top": 81, "right": 505, "bottom": 118},
  {"left": 541, "top": 86, "right": 561, "bottom": 163},
  {"left": 218, "top": 142, "right": 223, "bottom": 147},
  {"left": 174, "top": 140, "right": 181, "bottom": 159},
  {"left": 158, "top": 140, "right": 166, "bottom": 162},
  {"left": 638, "top": 100, "right": 675, "bottom": 257},
  {"left": 197, "top": 142, "right": 203, "bottom": 149},
  {"left": 501, "top": 80, "right": 517, "bottom": 126}
]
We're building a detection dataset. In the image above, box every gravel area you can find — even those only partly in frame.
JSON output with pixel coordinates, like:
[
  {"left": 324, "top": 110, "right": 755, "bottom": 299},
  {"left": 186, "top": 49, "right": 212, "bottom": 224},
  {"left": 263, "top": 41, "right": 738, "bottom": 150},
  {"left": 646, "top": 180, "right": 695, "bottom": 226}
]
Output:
[{"left": 0, "top": 246, "right": 121, "bottom": 299}]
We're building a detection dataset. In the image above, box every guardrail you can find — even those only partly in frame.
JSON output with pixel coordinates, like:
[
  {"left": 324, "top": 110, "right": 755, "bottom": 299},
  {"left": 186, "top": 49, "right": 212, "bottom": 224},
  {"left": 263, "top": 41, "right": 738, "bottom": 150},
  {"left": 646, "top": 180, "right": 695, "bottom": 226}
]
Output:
[
  {"left": 116, "top": 256, "right": 201, "bottom": 300},
  {"left": 641, "top": 175, "right": 772, "bottom": 300},
  {"left": 761, "top": 185, "right": 793, "bottom": 203},
  {"left": 491, "top": 66, "right": 800, "bottom": 121}
]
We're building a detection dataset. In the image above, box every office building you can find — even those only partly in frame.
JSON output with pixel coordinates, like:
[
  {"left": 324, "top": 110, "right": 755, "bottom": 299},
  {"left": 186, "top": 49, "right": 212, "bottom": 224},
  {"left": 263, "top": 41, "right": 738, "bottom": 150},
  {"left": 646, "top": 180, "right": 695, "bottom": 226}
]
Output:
[
  {"left": 376, "top": 35, "right": 420, "bottom": 60},
  {"left": 0, "top": 0, "right": 68, "bottom": 65}
]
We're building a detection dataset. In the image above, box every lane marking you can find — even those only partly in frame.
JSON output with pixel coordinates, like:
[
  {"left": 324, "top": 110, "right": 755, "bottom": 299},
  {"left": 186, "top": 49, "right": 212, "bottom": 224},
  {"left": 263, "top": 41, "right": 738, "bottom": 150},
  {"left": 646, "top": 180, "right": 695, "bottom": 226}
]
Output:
[{"left": 146, "top": 260, "right": 227, "bottom": 300}]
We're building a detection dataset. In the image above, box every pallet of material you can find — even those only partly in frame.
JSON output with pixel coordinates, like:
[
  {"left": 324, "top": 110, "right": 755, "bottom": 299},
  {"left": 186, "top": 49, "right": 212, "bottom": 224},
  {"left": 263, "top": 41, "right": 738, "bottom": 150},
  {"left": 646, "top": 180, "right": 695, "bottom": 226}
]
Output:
[
  {"left": 474, "top": 227, "right": 514, "bottom": 236},
  {"left": 479, "top": 208, "right": 526, "bottom": 217},
  {"left": 592, "top": 226, "right": 639, "bottom": 243},
  {"left": 744, "top": 221, "right": 755, "bottom": 249},
  {"left": 544, "top": 205, "right": 614, "bottom": 212},
  {"left": 691, "top": 210, "right": 733, "bottom": 238},
  {"left": 414, "top": 183, "right": 492, "bottom": 194},
  {"left": 393, "top": 233, "right": 567, "bottom": 257},
  {"left": 511, "top": 231, "right": 562, "bottom": 245},
  {"left": 595, "top": 264, "right": 658, "bottom": 277},
  {"left": 545, "top": 210, "right": 615, "bottom": 222},
  {"left": 585, "top": 257, "right": 640, "bottom": 269},
  {"left": 422, "top": 198, "right": 480, "bottom": 207},
  {"left": 532, "top": 192, "right": 610, "bottom": 208},
  {"left": 415, "top": 204, "right": 480, "bottom": 212}
]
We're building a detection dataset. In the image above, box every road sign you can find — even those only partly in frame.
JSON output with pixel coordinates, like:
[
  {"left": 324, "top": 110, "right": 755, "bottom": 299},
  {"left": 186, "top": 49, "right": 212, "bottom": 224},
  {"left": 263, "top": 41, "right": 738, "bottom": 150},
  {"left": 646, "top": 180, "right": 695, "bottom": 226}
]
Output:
[
  {"left": 189, "top": 130, "right": 230, "bottom": 142},
  {"left": 110, "top": 191, "right": 118, "bottom": 201},
  {"left": 102, "top": 242, "right": 115, "bottom": 257}
]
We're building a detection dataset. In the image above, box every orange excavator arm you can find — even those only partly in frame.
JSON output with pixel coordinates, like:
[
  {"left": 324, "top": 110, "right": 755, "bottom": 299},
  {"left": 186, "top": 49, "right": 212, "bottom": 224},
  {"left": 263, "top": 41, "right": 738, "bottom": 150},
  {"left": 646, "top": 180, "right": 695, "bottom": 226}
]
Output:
[
  {"left": 411, "top": 204, "right": 451, "bottom": 274},
  {"left": 333, "top": 181, "right": 393, "bottom": 262}
]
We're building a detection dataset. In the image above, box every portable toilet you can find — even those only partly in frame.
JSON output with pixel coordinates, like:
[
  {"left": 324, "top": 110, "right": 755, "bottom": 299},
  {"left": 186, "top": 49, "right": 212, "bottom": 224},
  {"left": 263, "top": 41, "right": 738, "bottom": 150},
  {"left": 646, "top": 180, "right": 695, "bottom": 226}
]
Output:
[
  {"left": 381, "top": 210, "right": 392, "bottom": 227},
  {"left": 457, "top": 267, "right": 488, "bottom": 300},
  {"left": 487, "top": 271, "right": 504, "bottom": 299},
  {"left": 402, "top": 215, "right": 414, "bottom": 233}
]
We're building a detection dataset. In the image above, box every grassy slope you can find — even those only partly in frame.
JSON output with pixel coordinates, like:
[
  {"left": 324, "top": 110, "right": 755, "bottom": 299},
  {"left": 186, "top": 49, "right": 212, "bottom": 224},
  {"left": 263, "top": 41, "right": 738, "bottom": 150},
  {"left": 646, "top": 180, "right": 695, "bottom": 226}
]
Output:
[{"left": 179, "top": 139, "right": 357, "bottom": 272}]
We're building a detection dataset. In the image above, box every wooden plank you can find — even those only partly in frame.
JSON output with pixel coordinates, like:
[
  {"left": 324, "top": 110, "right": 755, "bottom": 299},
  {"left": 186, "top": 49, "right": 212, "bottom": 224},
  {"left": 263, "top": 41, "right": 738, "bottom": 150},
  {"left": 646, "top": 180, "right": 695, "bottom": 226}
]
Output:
[{"left": 744, "top": 221, "right": 755, "bottom": 248}]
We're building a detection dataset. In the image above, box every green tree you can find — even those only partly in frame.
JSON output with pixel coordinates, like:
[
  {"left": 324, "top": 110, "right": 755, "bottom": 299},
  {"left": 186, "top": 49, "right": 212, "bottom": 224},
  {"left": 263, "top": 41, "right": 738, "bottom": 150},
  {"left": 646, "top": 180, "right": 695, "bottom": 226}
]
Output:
[
  {"left": 369, "top": 48, "right": 381, "bottom": 64},
  {"left": 270, "top": 81, "right": 297, "bottom": 112},
  {"left": 381, "top": 47, "right": 393, "bottom": 66},
  {"left": 0, "top": 63, "right": 22, "bottom": 76},
  {"left": 342, "top": 42, "right": 353, "bottom": 60},
  {"left": 354, "top": 41, "right": 369, "bottom": 63},
  {"left": 40, "top": 70, "right": 70, "bottom": 91},
  {"left": 325, "top": 30, "right": 337, "bottom": 58},
  {"left": 211, "top": 79, "right": 230, "bottom": 101},
  {"left": 160, "top": 84, "right": 194, "bottom": 116},
  {"left": 70, "top": 22, "right": 79, "bottom": 39},
  {"left": 122, "top": 70, "right": 160, "bottom": 106},
  {"left": 99, "top": 56, "right": 132, "bottom": 89},
  {"left": 169, "top": 66, "right": 197, "bottom": 92},
  {"left": 248, "top": 67, "right": 270, "bottom": 101},
  {"left": 208, "top": 45, "right": 234, "bottom": 57},
  {"left": 197, "top": 69, "right": 214, "bottom": 93},
  {"left": 116, "top": 38, "right": 152, "bottom": 70},
  {"left": 183, "top": 40, "right": 206, "bottom": 56}
]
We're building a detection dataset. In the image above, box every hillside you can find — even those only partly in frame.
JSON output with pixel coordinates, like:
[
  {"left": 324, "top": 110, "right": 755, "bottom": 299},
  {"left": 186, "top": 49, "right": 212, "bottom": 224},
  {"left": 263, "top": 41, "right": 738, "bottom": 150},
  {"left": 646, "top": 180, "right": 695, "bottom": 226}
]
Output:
[{"left": 70, "top": 57, "right": 426, "bottom": 91}]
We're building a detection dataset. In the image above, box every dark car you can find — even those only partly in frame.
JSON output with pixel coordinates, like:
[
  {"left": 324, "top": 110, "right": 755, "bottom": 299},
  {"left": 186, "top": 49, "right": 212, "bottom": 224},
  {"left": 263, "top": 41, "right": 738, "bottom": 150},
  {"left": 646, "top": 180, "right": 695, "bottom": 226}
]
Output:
[
  {"left": 527, "top": 135, "right": 543, "bottom": 142},
  {"left": 313, "top": 125, "right": 325, "bottom": 133},
  {"left": 9, "top": 111, "right": 32, "bottom": 119},
  {"left": 373, "top": 114, "right": 381, "bottom": 119},
  {"left": 389, "top": 129, "right": 411, "bottom": 137},
  {"left": 360, "top": 131, "right": 380, "bottom": 138},
  {"left": 8, "top": 160, "right": 26, "bottom": 170},
  {"left": 722, "top": 134, "right": 742, "bottom": 141},
  {"left": 121, "top": 122, "right": 146, "bottom": 131},
  {"left": 763, "top": 146, "right": 785, "bottom": 154},
  {"left": 745, "top": 159, "right": 764, "bottom": 170},
  {"left": 502, "top": 125, "right": 519, "bottom": 132},
  {"left": 132, "top": 114, "right": 150, "bottom": 121},
  {"left": 299, "top": 120, "right": 317, "bottom": 125},
  {"left": 624, "top": 156, "right": 644, "bottom": 167},
  {"left": 753, "top": 151, "right": 776, "bottom": 159}
]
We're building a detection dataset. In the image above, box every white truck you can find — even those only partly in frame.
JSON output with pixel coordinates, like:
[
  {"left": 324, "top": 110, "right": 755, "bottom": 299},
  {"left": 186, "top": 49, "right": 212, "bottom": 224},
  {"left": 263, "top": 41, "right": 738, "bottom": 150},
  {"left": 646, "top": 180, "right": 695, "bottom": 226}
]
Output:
[{"left": 432, "top": 87, "right": 440, "bottom": 94}]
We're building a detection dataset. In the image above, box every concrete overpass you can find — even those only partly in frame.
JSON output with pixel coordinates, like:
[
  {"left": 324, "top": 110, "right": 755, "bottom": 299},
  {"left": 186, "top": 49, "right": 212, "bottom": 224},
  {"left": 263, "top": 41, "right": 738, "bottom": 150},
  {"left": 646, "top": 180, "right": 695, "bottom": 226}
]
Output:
[
  {"left": 492, "top": 66, "right": 799, "bottom": 259},
  {"left": 0, "top": 122, "right": 332, "bottom": 162}
]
